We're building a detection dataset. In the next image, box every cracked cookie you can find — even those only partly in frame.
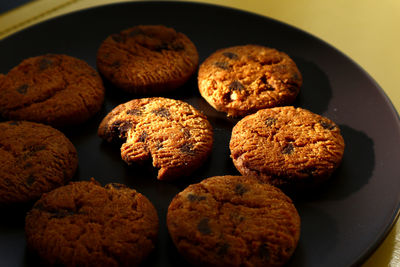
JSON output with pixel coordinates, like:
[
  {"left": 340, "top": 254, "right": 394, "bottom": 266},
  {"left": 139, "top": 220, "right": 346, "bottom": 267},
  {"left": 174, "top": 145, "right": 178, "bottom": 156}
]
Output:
[
  {"left": 25, "top": 179, "right": 159, "bottom": 267},
  {"left": 0, "top": 121, "right": 78, "bottom": 204},
  {"left": 0, "top": 54, "right": 105, "bottom": 127},
  {"left": 167, "top": 175, "right": 300, "bottom": 267},
  {"left": 98, "top": 97, "right": 213, "bottom": 180},
  {"left": 96, "top": 25, "right": 199, "bottom": 94},
  {"left": 198, "top": 45, "right": 302, "bottom": 117},
  {"left": 230, "top": 106, "right": 345, "bottom": 188}
]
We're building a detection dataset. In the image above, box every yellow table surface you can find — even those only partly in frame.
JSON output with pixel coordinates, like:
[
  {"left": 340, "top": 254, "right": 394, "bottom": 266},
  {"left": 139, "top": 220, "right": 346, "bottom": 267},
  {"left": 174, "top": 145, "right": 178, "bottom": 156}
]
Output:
[{"left": 1, "top": 0, "right": 399, "bottom": 266}]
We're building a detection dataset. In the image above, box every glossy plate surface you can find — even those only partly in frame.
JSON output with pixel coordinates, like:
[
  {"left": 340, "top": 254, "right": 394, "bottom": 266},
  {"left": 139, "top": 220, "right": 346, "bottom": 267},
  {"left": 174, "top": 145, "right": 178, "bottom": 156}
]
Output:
[{"left": 0, "top": 2, "right": 400, "bottom": 266}]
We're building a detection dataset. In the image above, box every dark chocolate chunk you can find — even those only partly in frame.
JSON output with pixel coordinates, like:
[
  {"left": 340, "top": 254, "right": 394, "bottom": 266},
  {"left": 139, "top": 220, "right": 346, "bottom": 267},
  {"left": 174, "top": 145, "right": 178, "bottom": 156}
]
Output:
[
  {"left": 155, "top": 141, "right": 163, "bottom": 150},
  {"left": 111, "top": 120, "right": 132, "bottom": 142},
  {"left": 265, "top": 117, "right": 277, "bottom": 126},
  {"left": 180, "top": 143, "right": 195, "bottom": 155},
  {"left": 151, "top": 107, "right": 170, "bottom": 118},
  {"left": 138, "top": 131, "right": 148, "bottom": 142},
  {"left": 187, "top": 194, "right": 206, "bottom": 202},
  {"left": 26, "top": 174, "right": 35, "bottom": 186},
  {"left": 222, "top": 52, "right": 239, "bottom": 60},
  {"left": 258, "top": 244, "right": 270, "bottom": 260},
  {"left": 229, "top": 80, "right": 245, "bottom": 91},
  {"left": 126, "top": 108, "right": 142, "bottom": 116},
  {"left": 39, "top": 58, "right": 53, "bottom": 70},
  {"left": 111, "top": 61, "right": 121, "bottom": 68},
  {"left": 282, "top": 143, "right": 294, "bottom": 155},
  {"left": 299, "top": 167, "right": 317, "bottom": 177},
  {"left": 217, "top": 242, "right": 230, "bottom": 256},
  {"left": 50, "top": 210, "right": 76, "bottom": 219},
  {"left": 320, "top": 120, "right": 336, "bottom": 130},
  {"left": 30, "top": 145, "right": 46, "bottom": 152},
  {"left": 197, "top": 218, "right": 212, "bottom": 235},
  {"left": 214, "top": 61, "right": 230, "bottom": 70},
  {"left": 16, "top": 84, "right": 28, "bottom": 94},
  {"left": 234, "top": 183, "right": 249, "bottom": 196}
]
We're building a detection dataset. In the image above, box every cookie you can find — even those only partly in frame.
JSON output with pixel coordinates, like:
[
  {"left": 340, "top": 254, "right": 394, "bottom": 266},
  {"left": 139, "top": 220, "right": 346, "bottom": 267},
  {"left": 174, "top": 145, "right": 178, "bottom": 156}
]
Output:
[
  {"left": 98, "top": 97, "right": 213, "bottom": 180},
  {"left": 198, "top": 45, "right": 302, "bottom": 117},
  {"left": 0, "top": 54, "right": 105, "bottom": 127},
  {"left": 25, "top": 179, "right": 159, "bottom": 266},
  {"left": 96, "top": 24, "right": 199, "bottom": 94},
  {"left": 230, "top": 106, "right": 345, "bottom": 188},
  {"left": 0, "top": 121, "right": 78, "bottom": 204},
  {"left": 167, "top": 175, "right": 301, "bottom": 267}
]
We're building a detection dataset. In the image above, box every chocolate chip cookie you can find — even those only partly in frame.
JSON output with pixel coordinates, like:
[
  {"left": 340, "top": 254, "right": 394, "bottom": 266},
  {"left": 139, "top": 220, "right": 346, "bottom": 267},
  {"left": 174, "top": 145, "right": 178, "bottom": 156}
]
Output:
[
  {"left": 167, "top": 175, "right": 301, "bottom": 267},
  {"left": 97, "top": 25, "right": 199, "bottom": 94},
  {"left": 25, "top": 179, "right": 159, "bottom": 267},
  {"left": 0, "top": 54, "right": 105, "bottom": 127},
  {"left": 0, "top": 121, "right": 78, "bottom": 204},
  {"left": 230, "top": 106, "right": 345, "bottom": 188},
  {"left": 198, "top": 45, "right": 302, "bottom": 117},
  {"left": 98, "top": 97, "right": 213, "bottom": 180}
]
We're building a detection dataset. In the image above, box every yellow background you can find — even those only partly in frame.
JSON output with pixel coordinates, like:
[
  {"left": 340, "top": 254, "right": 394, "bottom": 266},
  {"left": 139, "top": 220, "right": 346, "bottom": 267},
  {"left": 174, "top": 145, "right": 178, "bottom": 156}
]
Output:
[{"left": 1, "top": 0, "right": 399, "bottom": 266}]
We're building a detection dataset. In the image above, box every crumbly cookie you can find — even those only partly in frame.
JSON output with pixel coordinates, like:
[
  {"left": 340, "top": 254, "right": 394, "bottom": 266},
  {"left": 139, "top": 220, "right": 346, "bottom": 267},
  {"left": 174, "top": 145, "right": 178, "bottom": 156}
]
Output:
[
  {"left": 96, "top": 25, "right": 199, "bottom": 94},
  {"left": 0, "top": 54, "right": 105, "bottom": 127},
  {"left": 98, "top": 97, "right": 213, "bottom": 180},
  {"left": 0, "top": 121, "right": 78, "bottom": 204},
  {"left": 25, "top": 179, "right": 159, "bottom": 267},
  {"left": 198, "top": 45, "right": 302, "bottom": 117},
  {"left": 167, "top": 175, "right": 301, "bottom": 267},
  {"left": 230, "top": 106, "right": 345, "bottom": 188}
]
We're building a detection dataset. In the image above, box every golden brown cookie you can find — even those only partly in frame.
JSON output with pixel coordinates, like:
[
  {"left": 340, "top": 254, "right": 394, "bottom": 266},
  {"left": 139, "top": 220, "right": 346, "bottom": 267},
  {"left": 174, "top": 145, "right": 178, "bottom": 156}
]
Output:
[
  {"left": 230, "top": 106, "right": 345, "bottom": 188},
  {"left": 198, "top": 45, "right": 302, "bottom": 117},
  {"left": 96, "top": 25, "right": 199, "bottom": 94},
  {"left": 167, "top": 175, "right": 301, "bottom": 267},
  {"left": 98, "top": 97, "right": 213, "bottom": 180},
  {"left": 0, "top": 54, "right": 105, "bottom": 127},
  {"left": 25, "top": 179, "right": 159, "bottom": 267},
  {"left": 0, "top": 121, "right": 78, "bottom": 204}
]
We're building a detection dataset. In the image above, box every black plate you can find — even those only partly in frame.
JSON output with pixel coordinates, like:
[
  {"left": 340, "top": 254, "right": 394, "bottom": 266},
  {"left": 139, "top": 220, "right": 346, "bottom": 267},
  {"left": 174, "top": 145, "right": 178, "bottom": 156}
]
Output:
[{"left": 1, "top": 1, "right": 400, "bottom": 266}]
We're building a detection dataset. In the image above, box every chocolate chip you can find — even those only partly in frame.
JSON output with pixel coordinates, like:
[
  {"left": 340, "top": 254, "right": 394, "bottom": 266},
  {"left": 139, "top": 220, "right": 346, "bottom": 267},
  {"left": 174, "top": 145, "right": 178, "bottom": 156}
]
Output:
[
  {"left": 126, "top": 108, "right": 142, "bottom": 116},
  {"left": 39, "top": 58, "right": 53, "bottom": 70},
  {"left": 138, "top": 131, "right": 148, "bottom": 142},
  {"left": 320, "top": 120, "right": 335, "bottom": 130},
  {"left": 111, "top": 61, "right": 121, "bottom": 68},
  {"left": 229, "top": 80, "right": 245, "bottom": 91},
  {"left": 171, "top": 42, "right": 185, "bottom": 51},
  {"left": 217, "top": 242, "right": 230, "bottom": 256},
  {"left": 8, "top": 121, "right": 21, "bottom": 126},
  {"left": 299, "top": 167, "right": 317, "bottom": 177},
  {"left": 111, "top": 33, "right": 125, "bottom": 43},
  {"left": 151, "top": 107, "right": 170, "bottom": 118},
  {"left": 187, "top": 194, "right": 206, "bottom": 202},
  {"left": 16, "top": 84, "right": 28, "bottom": 94},
  {"left": 234, "top": 183, "right": 249, "bottom": 195},
  {"left": 265, "top": 117, "right": 277, "bottom": 126},
  {"left": 258, "top": 244, "right": 270, "bottom": 260},
  {"left": 197, "top": 218, "right": 211, "bottom": 235},
  {"left": 282, "top": 143, "right": 294, "bottom": 155},
  {"left": 214, "top": 61, "right": 230, "bottom": 70},
  {"left": 182, "top": 129, "right": 191, "bottom": 139},
  {"left": 154, "top": 42, "right": 170, "bottom": 52},
  {"left": 222, "top": 52, "right": 238, "bottom": 60},
  {"left": 111, "top": 120, "right": 132, "bottom": 142},
  {"left": 26, "top": 174, "right": 35, "bottom": 186},
  {"left": 180, "top": 143, "right": 195, "bottom": 155},
  {"left": 30, "top": 145, "right": 46, "bottom": 152},
  {"left": 156, "top": 141, "right": 163, "bottom": 150},
  {"left": 50, "top": 210, "right": 75, "bottom": 219}
]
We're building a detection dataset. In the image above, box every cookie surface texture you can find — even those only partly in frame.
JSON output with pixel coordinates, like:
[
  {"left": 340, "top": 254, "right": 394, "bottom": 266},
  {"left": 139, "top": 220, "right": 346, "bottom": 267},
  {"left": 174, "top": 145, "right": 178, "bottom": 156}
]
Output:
[
  {"left": 0, "top": 121, "right": 78, "bottom": 204},
  {"left": 98, "top": 97, "right": 213, "bottom": 180},
  {"left": 198, "top": 45, "right": 302, "bottom": 117},
  {"left": 96, "top": 24, "right": 199, "bottom": 94},
  {"left": 0, "top": 54, "right": 105, "bottom": 127},
  {"left": 167, "top": 175, "right": 301, "bottom": 267},
  {"left": 230, "top": 106, "right": 345, "bottom": 188},
  {"left": 25, "top": 180, "right": 159, "bottom": 267}
]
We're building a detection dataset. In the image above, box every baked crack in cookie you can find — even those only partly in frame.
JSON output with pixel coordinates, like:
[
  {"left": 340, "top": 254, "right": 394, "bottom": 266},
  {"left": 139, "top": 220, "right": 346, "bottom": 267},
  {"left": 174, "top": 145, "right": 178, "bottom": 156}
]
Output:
[
  {"left": 198, "top": 45, "right": 302, "bottom": 117},
  {"left": 25, "top": 179, "right": 159, "bottom": 267},
  {"left": 230, "top": 106, "right": 345, "bottom": 188},
  {"left": 97, "top": 25, "right": 199, "bottom": 94},
  {"left": 98, "top": 97, "right": 213, "bottom": 180},
  {"left": 167, "top": 175, "right": 301, "bottom": 267},
  {"left": 0, "top": 121, "right": 78, "bottom": 204},
  {"left": 0, "top": 54, "right": 105, "bottom": 127}
]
